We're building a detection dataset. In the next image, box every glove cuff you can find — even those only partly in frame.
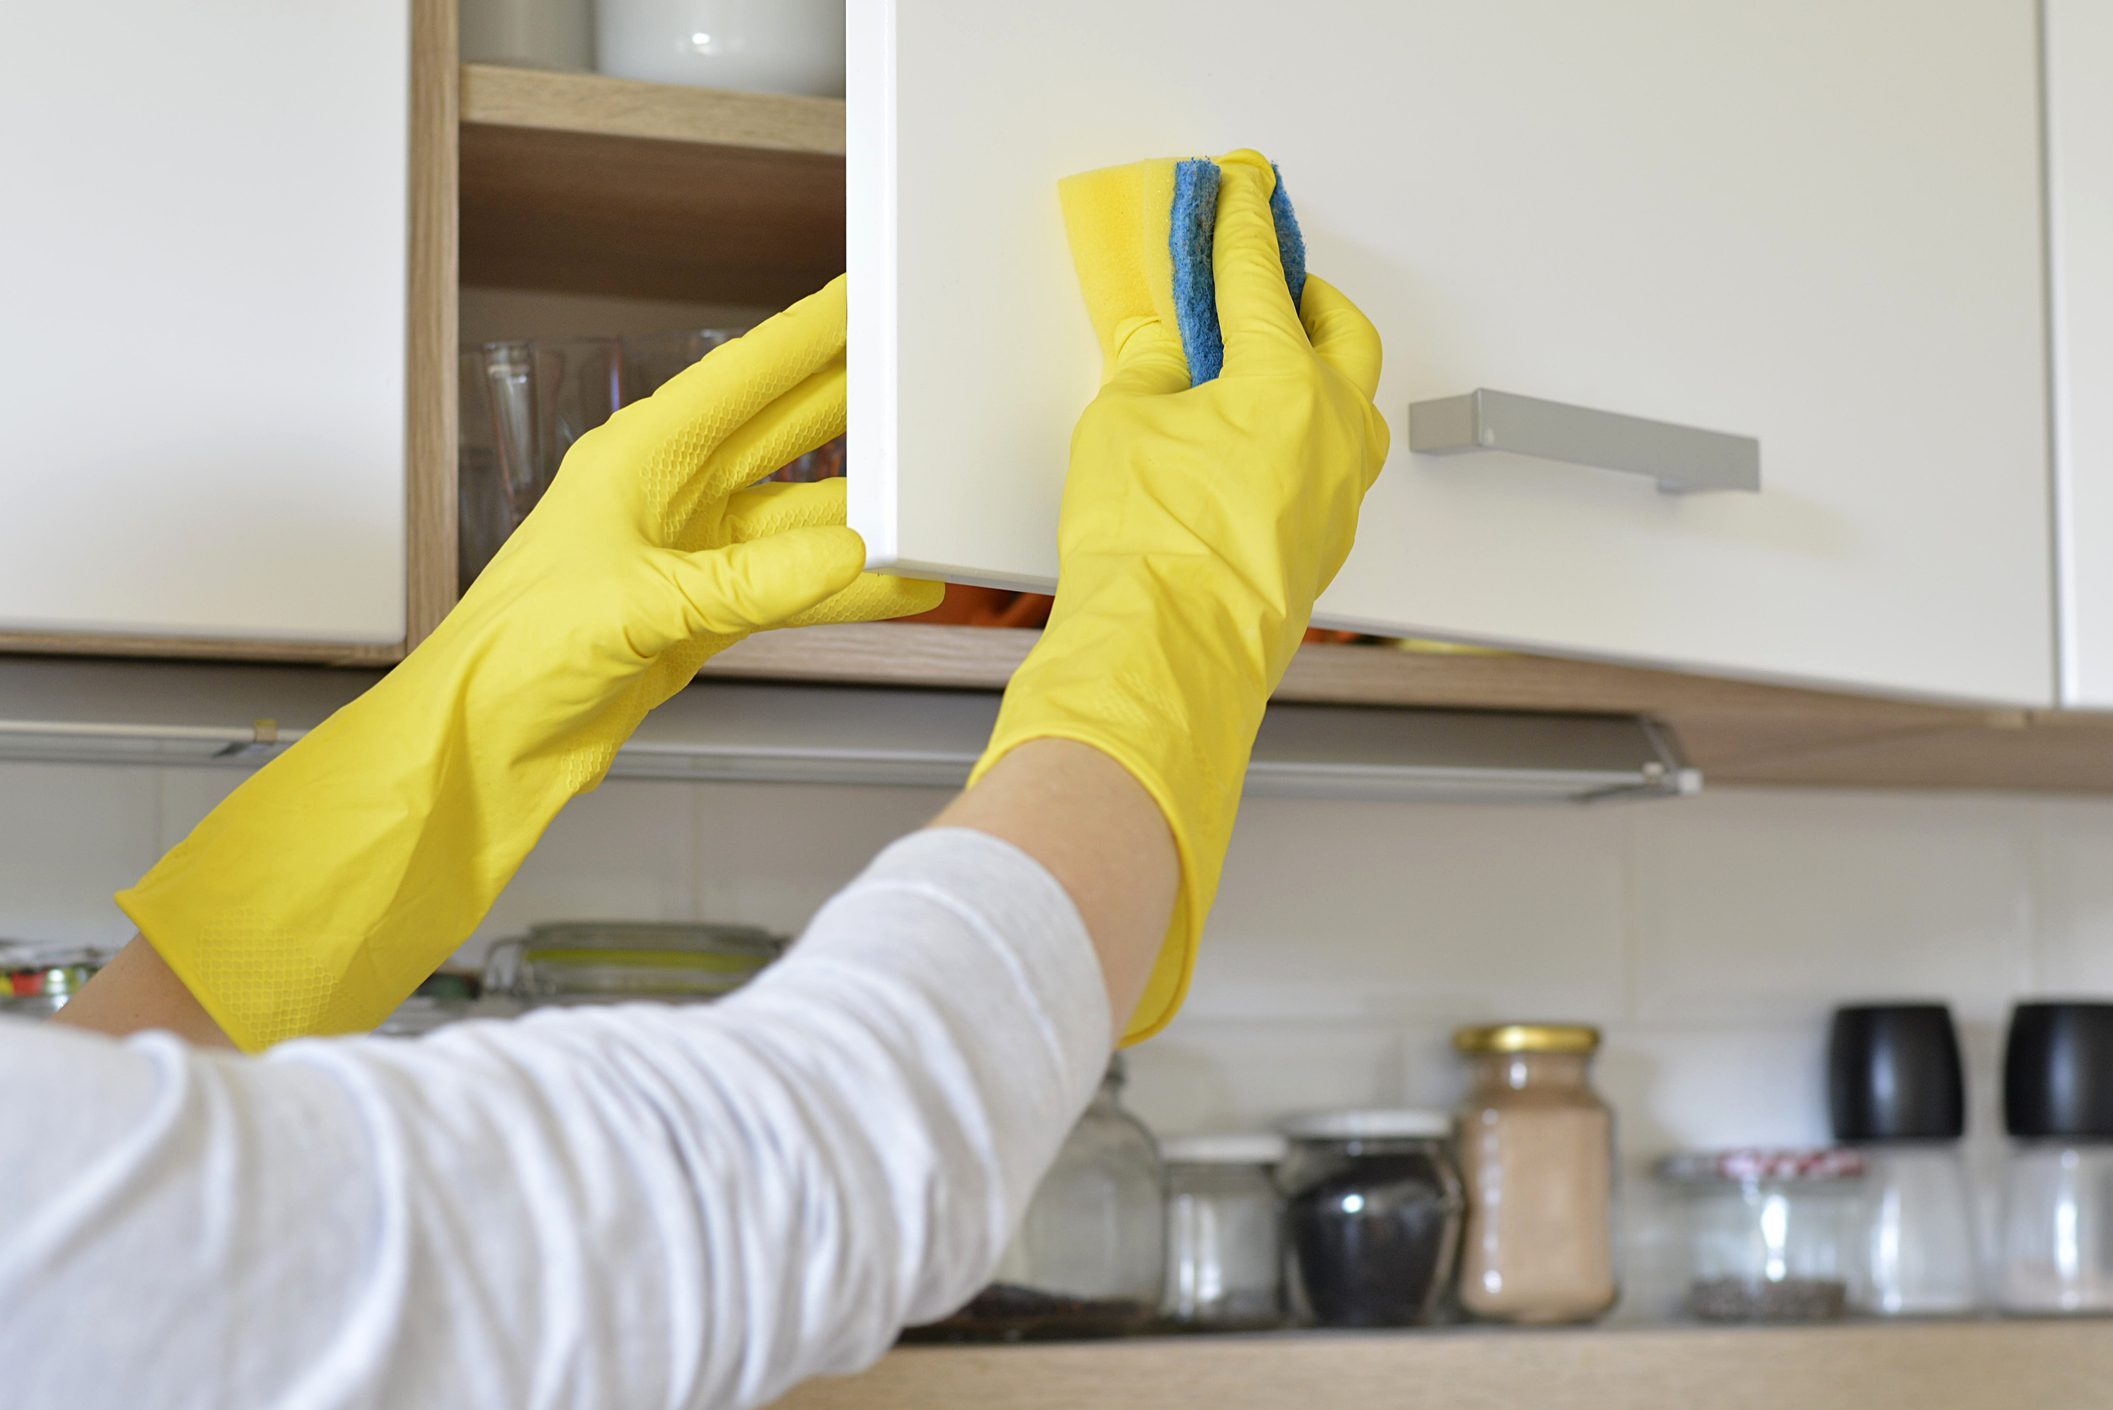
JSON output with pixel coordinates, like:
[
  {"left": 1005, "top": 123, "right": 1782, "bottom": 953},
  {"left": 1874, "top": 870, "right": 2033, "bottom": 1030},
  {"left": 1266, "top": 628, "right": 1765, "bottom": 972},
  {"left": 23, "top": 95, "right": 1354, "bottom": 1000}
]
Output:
[{"left": 969, "top": 580, "right": 1275, "bottom": 1042}]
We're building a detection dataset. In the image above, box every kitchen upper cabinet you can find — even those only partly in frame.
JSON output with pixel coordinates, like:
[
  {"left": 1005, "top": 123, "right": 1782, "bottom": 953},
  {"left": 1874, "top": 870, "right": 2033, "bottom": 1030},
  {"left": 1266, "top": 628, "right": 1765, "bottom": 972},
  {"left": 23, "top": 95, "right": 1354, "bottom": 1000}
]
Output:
[
  {"left": 848, "top": 0, "right": 2054, "bottom": 706},
  {"left": 0, "top": 2, "right": 420, "bottom": 652},
  {"left": 2047, "top": 0, "right": 2113, "bottom": 709}
]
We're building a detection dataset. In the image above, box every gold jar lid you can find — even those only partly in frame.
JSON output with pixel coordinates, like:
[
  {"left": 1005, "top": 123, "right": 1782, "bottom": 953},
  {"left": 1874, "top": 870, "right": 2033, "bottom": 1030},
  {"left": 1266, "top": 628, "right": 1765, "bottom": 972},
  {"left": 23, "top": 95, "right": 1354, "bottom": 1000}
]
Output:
[{"left": 1452, "top": 1022, "right": 1601, "bottom": 1055}]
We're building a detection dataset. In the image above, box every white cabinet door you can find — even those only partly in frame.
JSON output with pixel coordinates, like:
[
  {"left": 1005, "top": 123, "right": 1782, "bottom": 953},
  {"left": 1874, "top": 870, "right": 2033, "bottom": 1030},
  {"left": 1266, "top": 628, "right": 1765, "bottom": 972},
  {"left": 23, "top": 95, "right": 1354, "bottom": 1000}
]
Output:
[
  {"left": 849, "top": 0, "right": 2052, "bottom": 705},
  {"left": 0, "top": 2, "right": 409, "bottom": 645},
  {"left": 2047, "top": 0, "right": 2113, "bottom": 708}
]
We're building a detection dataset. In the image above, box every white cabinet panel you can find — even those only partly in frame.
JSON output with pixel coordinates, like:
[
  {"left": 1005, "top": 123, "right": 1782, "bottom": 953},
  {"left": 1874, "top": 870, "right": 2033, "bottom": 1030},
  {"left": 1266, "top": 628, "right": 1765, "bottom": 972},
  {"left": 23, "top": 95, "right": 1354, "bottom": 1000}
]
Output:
[
  {"left": 2047, "top": 0, "right": 2113, "bottom": 708},
  {"left": 850, "top": 0, "right": 2052, "bottom": 705},
  {"left": 0, "top": 3, "right": 409, "bottom": 644}
]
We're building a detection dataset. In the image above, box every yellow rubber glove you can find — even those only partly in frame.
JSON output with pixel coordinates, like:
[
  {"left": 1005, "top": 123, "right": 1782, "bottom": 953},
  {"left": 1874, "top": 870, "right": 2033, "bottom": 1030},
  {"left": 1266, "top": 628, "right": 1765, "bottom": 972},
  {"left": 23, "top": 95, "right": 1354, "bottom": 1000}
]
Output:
[
  {"left": 118, "top": 278, "right": 940, "bottom": 1050},
  {"left": 972, "top": 151, "right": 1391, "bottom": 1043}
]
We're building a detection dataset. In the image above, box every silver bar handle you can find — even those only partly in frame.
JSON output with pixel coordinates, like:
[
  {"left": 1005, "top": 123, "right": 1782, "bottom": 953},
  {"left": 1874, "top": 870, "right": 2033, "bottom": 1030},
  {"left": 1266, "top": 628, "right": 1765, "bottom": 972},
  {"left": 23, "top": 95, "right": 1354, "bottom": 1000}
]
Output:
[{"left": 1407, "top": 388, "right": 1760, "bottom": 495}]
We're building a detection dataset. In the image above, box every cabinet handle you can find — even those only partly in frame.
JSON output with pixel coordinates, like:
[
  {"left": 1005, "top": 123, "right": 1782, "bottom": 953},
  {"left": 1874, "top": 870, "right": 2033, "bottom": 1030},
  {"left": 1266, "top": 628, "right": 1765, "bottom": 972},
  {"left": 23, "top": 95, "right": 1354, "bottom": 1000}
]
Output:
[{"left": 1407, "top": 389, "right": 1760, "bottom": 495}]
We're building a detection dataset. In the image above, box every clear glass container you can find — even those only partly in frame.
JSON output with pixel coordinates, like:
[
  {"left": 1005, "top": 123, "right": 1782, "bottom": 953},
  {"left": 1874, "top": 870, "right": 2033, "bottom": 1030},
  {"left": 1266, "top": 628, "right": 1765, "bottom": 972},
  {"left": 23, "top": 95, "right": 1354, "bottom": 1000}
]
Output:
[
  {"left": 1998, "top": 1142, "right": 2113, "bottom": 1315},
  {"left": 458, "top": 335, "right": 624, "bottom": 590},
  {"left": 617, "top": 328, "right": 844, "bottom": 484},
  {"left": 911, "top": 1057, "right": 1164, "bottom": 1341},
  {"left": 1849, "top": 1144, "right": 1982, "bottom": 1316},
  {"left": 1161, "top": 1133, "right": 1287, "bottom": 1331},
  {"left": 0, "top": 945, "right": 109, "bottom": 1019},
  {"left": 1658, "top": 1148, "right": 1865, "bottom": 1323},
  {"left": 1999, "top": 1001, "right": 2113, "bottom": 1316},
  {"left": 1826, "top": 1002, "right": 1981, "bottom": 1316},
  {"left": 617, "top": 327, "right": 737, "bottom": 403},
  {"left": 1278, "top": 1110, "right": 1464, "bottom": 1328},
  {"left": 482, "top": 921, "right": 785, "bottom": 1008},
  {"left": 458, "top": 327, "right": 843, "bottom": 590},
  {"left": 1453, "top": 1023, "right": 1618, "bottom": 1324}
]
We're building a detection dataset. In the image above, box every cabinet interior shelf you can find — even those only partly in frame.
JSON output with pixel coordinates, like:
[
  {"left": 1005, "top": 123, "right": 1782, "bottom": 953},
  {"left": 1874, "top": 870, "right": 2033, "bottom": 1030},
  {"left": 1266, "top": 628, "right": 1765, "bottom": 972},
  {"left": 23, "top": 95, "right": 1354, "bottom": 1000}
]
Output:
[
  {"left": 764, "top": 1319, "right": 2109, "bottom": 1410},
  {"left": 458, "top": 64, "right": 846, "bottom": 303}
]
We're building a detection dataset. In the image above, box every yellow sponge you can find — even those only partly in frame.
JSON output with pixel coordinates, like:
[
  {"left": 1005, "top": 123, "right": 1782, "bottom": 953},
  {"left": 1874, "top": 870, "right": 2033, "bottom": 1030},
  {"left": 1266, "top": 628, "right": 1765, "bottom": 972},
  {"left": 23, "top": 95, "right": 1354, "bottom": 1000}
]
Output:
[
  {"left": 1059, "top": 154, "right": 1308, "bottom": 385},
  {"left": 1058, "top": 159, "right": 1184, "bottom": 367}
]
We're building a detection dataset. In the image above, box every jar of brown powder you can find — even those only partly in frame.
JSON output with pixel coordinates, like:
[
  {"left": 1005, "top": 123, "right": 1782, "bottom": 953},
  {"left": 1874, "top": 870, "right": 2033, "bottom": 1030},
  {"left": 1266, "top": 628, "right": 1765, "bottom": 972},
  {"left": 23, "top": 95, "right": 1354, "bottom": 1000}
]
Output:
[{"left": 1451, "top": 1023, "right": 1618, "bottom": 1324}]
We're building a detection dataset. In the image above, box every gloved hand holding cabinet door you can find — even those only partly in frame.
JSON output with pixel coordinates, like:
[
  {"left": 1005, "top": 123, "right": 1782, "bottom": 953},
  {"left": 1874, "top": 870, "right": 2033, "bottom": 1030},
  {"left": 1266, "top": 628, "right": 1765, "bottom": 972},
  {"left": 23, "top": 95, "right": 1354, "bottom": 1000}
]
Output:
[
  {"left": 972, "top": 149, "right": 1392, "bottom": 1042},
  {"left": 114, "top": 279, "right": 941, "bottom": 1050}
]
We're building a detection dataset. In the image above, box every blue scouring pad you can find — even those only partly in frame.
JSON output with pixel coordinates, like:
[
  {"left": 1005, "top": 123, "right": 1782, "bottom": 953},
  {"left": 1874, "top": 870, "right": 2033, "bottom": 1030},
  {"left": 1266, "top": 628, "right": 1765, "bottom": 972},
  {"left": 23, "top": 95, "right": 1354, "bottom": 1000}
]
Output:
[{"left": 1168, "top": 159, "right": 1309, "bottom": 385}]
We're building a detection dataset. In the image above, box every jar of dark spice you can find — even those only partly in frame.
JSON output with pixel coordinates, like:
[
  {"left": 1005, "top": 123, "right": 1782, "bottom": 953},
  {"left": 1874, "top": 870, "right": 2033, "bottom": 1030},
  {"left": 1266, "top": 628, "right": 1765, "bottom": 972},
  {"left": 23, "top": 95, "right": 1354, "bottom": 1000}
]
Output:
[
  {"left": 1278, "top": 1110, "right": 1463, "bottom": 1328},
  {"left": 908, "top": 1056, "right": 1165, "bottom": 1341}
]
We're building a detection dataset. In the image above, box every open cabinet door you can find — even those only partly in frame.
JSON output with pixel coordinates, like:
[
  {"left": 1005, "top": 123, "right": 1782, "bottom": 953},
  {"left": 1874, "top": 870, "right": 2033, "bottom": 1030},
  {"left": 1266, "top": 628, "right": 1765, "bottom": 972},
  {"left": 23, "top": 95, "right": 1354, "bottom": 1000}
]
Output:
[{"left": 847, "top": 0, "right": 2053, "bottom": 707}]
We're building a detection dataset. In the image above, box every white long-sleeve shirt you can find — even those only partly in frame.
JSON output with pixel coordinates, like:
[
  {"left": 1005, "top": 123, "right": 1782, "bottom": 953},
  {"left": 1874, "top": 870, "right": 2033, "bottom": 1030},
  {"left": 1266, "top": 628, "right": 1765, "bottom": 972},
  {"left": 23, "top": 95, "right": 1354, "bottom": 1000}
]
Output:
[{"left": 0, "top": 828, "right": 1112, "bottom": 1410}]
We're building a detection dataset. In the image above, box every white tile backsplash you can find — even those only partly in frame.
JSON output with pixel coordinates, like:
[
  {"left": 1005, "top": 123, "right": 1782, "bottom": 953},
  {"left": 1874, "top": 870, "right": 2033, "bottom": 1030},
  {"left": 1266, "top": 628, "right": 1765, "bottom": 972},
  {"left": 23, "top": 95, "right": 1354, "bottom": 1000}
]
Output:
[
  {"left": 156, "top": 766, "right": 247, "bottom": 846},
  {"left": 1627, "top": 791, "right": 2036, "bottom": 1026},
  {"left": 2025, "top": 798, "right": 2113, "bottom": 995},
  {"left": 1122, "top": 1015, "right": 1408, "bottom": 1138},
  {"left": 0, "top": 761, "right": 159, "bottom": 949},
  {"left": 692, "top": 780, "right": 943, "bottom": 932},
  {"left": 8, "top": 756, "right": 2106, "bottom": 1168},
  {"left": 1595, "top": 1023, "right": 1830, "bottom": 1161},
  {"left": 459, "top": 778, "right": 700, "bottom": 962},
  {"left": 1191, "top": 797, "right": 1630, "bottom": 1023}
]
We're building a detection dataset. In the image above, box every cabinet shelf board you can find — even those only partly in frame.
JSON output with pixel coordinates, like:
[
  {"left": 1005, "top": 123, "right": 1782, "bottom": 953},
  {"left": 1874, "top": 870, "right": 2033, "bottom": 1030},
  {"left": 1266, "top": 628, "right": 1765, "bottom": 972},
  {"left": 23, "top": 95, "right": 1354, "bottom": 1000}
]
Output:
[
  {"left": 458, "top": 65, "right": 845, "bottom": 304},
  {"left": 766, "top": 1319, "right": 2109, "bottom": 1410}
]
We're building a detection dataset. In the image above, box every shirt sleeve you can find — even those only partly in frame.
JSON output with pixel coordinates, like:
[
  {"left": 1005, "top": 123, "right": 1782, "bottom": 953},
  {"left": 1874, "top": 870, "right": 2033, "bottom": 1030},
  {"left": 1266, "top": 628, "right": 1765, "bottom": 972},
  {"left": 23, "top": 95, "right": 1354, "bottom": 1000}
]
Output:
[{"left": 0, "top": 827, "right": 1113, "bottom": 1410}]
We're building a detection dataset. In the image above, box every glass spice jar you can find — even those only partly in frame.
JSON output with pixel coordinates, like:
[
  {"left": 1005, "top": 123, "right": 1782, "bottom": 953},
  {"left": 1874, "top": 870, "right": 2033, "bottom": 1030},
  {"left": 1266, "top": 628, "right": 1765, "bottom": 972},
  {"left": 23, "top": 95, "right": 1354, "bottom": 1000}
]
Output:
[
  {"left": 482, "top": 921, "right": 786, "bottom": 1008},
  {"left": 1452, "top": 1023, "right": 1619, "bottom": 1324},
  {"left": 1278, "top": 1110, "right": 1464, "bottom": 1328},
  {"left": 0, "top": 945, "right": 109, "bottom": 1020},
  {"left": 1827, "top": 1003, "right": 1983, "bottom": 1316},
  {"left": 377, "top": 970, "right": 484, "bottom": 1036},
  {"left": 1161, "top": 1133, "right": 1288, "bottom": 1331},
  {"left": 909, "top": 1056, "right": 1166, "bottom": 1341},
  {"left": 1998, "top": 1002, "right": 2113, "bottom": 1316},
  {"left": 1658, "top": 1148, "right": 1865, "bottom": 1323}
]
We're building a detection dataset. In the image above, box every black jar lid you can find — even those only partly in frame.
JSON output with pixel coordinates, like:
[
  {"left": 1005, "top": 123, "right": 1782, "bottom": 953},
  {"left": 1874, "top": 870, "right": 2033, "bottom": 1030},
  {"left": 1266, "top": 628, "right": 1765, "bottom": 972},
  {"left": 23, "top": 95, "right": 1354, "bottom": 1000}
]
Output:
[
  {"left": 1827, "top": 1003, "right": 1965, "bottom": 1142},
  {"left": 2004, "top": 1002, "right": 2113, "bottom": 1140}
]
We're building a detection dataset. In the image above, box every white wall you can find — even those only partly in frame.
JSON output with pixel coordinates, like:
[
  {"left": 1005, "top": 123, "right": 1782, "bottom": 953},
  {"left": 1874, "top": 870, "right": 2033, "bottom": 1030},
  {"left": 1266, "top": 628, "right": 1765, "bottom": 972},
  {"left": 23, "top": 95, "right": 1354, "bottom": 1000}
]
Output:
[{"left": 6, "top": 761, "right": 2109, "bottom": 1315}]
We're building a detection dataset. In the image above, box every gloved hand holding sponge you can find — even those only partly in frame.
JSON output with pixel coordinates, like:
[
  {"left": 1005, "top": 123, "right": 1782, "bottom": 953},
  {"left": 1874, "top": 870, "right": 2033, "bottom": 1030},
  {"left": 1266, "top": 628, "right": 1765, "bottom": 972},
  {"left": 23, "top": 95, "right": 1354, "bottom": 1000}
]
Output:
[
  {"left": 119, "top": 279, "right": 940, "bottom": 1050},
  {"left": 972, "top": 149, "right": 1391, "bottom": 1042}
]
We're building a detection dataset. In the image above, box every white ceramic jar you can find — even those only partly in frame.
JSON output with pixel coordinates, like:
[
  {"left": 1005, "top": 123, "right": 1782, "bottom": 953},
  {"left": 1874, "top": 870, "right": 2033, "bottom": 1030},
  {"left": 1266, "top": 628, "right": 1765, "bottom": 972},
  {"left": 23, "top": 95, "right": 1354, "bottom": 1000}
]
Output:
[{"left": 596, "top": 0, "right": 845, "bottom": 95}]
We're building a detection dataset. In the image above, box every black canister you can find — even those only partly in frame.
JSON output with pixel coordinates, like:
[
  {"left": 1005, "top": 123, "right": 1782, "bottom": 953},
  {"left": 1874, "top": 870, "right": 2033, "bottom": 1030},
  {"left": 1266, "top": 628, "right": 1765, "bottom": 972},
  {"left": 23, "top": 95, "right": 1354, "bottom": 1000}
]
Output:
[
  {"left": 1825, "top": 1002, "right": 1979, "bottom": 1316},
  {"left": 1828, "top": 1003, "right": 1966, "bottom": 1141},
  {"left": 1277, "top": 1110, "right": 1464, "bottom": 1328},
  {"left": 1998, "top": 1001, "right": 2113, "bottom": 1314},
  {"left": 2004, "top": 1002, "right": 2113, "bottom": 1139}
]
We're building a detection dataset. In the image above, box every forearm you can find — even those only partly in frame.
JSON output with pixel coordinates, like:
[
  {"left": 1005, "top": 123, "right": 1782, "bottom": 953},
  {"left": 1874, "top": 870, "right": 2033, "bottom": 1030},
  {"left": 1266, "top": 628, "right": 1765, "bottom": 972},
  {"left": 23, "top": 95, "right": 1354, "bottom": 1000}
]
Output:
[
  {"left": 2, "top": 829, "right": 1109, "bottom": 1410},
  {"left": 52, "top": 934, "right": 232, "bottom": 1046},
  {"left": 934, "top": 738, "right": 1176, "bottom": 1032}
]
